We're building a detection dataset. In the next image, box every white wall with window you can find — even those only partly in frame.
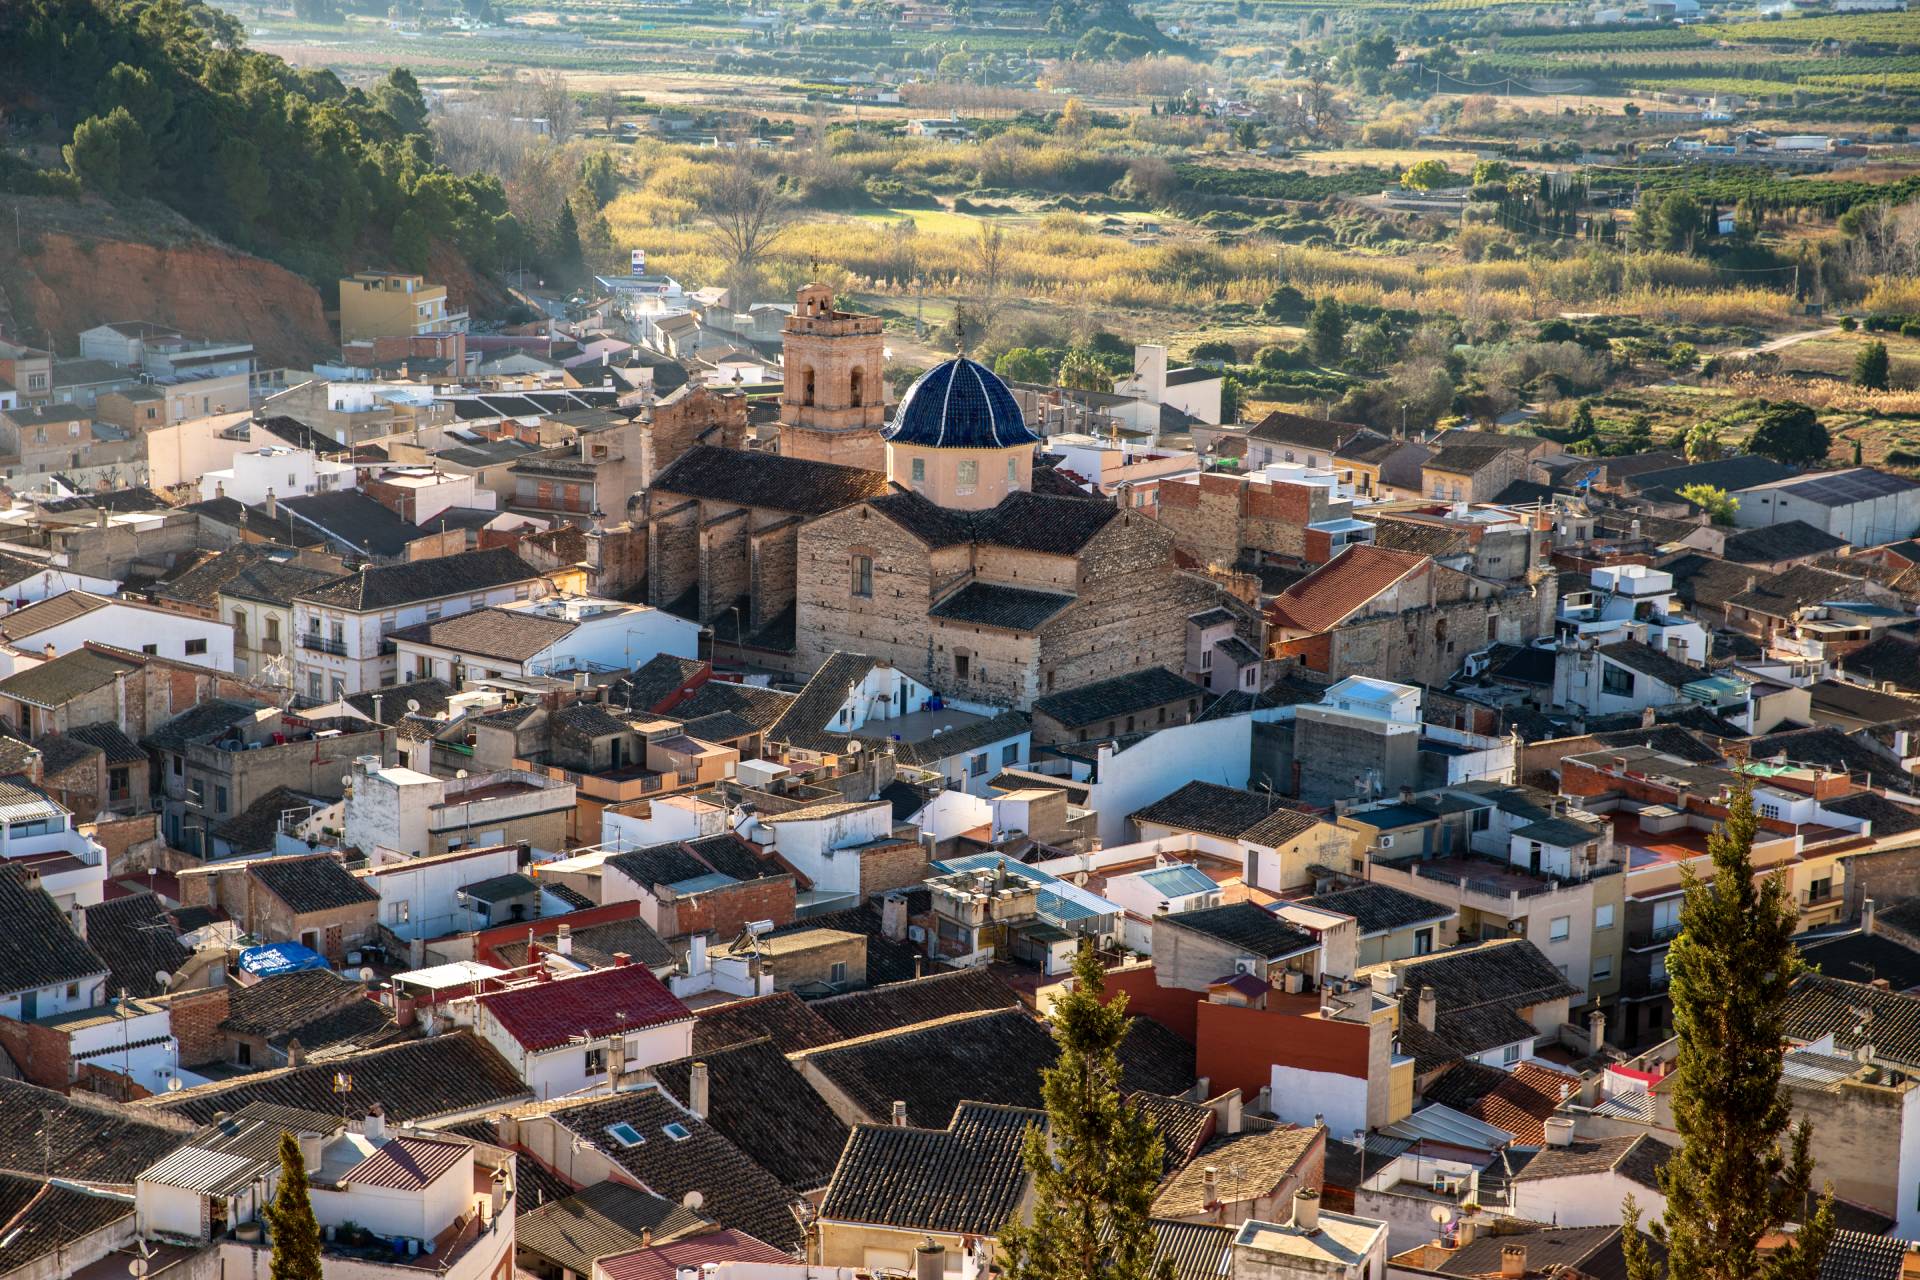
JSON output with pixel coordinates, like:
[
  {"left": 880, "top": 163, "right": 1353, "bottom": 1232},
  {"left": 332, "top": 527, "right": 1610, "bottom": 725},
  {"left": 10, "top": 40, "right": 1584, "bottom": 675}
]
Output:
[{"left": 15, "top": 596, "right": 233, "bottom": 669}]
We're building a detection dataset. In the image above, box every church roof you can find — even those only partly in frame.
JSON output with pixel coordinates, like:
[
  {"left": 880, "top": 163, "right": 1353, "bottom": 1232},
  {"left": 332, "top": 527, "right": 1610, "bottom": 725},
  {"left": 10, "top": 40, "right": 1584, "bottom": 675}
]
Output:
[{"left": 885, "top": 357, "right": 1040, "bottom": 450}]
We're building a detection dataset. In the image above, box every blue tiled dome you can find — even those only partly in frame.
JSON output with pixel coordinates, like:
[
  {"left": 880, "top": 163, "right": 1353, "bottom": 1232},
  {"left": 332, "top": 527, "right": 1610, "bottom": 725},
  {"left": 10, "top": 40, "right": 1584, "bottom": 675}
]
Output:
[{"left": 883, "top": 357, "right": 1041, "bottom": 450}]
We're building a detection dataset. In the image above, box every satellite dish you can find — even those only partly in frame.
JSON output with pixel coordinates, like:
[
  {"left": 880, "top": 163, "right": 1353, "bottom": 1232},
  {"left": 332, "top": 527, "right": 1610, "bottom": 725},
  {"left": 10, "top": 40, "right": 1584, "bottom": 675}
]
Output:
[
  {"left": 359, "top": 967, "right": 375, "bottom": 982},
  {"left": 407, "top": 699, "right": 421, "bottom": 714},
  {"left": 130, "top": 1260, "right": 148, "bottom": 1278},
  {"left": 457, "top": 769, "right": 469, "bottom": 780},
  {"left": 154, "top": 969, "right": 172, "bottom": 987},
  {"left": 682, "top": 1191, "right": 705, "bottom": 1211},
  {"left": 1430, "top": 1205, "right": 1452, "bottom": 1225},
  {"left": 846, "top": 740, "right": 863, "bottom": 754},
  {"left": 166, "top": 1078, "right": 183, "bottom": 1093},
  {"left": 341, "top": 775, "right": 353, "bottom": 790}
]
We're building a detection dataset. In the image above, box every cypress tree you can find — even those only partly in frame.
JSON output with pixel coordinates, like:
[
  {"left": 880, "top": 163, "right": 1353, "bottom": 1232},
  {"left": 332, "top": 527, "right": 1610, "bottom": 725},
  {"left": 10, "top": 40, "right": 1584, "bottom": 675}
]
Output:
[
  {"left": 998, "top": 942, "right": 1171, "bottom": 1280},
  {"left": 1623, "top": 779, "right": 1834, "bottom": 1280},
  {"left": 264, "top": 1131, "right": 324, "bottom": 1280}
]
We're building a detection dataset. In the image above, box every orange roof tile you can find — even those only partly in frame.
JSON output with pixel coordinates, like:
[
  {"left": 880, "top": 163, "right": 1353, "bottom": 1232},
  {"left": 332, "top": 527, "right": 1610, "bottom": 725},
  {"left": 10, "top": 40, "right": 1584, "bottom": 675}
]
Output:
[{"left": 1268, "top": 544, "right": 1430, "bottom": 634}]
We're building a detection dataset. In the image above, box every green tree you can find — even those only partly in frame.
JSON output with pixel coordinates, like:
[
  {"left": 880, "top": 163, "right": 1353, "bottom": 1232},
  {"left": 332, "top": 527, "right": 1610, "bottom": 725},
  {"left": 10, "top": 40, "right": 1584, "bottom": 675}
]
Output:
[
  {"left": 1058, "top": 348, "right": 1112, "bottom": 392},
  {"left": 1401, "top": 158, "right": 1453, "bottom": 191},
  {"left": 1471, "top": 158, "right": 1514, "bottom": 186},
  {"left": 1678, "top": 482, "right": 1738, "bottom": 526},
  {"left": 578, "top": 150, "right": 621, "bottom": 209},
  {"left": 1853, "top": 437, "right": 1864, "bottom": 465},
  {"left": 550, "top": 199, "right": 584, "bottom": 283},
  {"left": 1683, "top": 421, "right": 1722, "bottom": 463},
  {"left": 995, "top": 348, "right": 1053, "bottom": 384},
  {"left": 1219, "top": 375, "right": 1246, "bottom": 425},
  {"left": 1188, "top": 340, "right": 1237, "bottom": 364},
  {"left": 1856, "top": 340, "right": 1891, "bottom": 391},
  {"left": 998, "top": 943, "right": 1171, "bottom": 1280},
  {"left": 62, "top": 107, "right": 152, "bottom": 197},
  {"left": 264, "top": 1131, "right": 324, "bottom": 1280},
  {"left": 1622, "top": 778, "right": 1835, "bottom": 1280},
  {"left": 1746, "top": 403, "right": 1831, "bottom": 467},
  {"left": 1309, "top": 296, "right": 1347, "bottom": 364},
  {"left": 1667, "top": 341, "right": 1698, "bottom": 373},
  {"left": 1262, "top": 284, "right": 1309, "bottom": 319}
]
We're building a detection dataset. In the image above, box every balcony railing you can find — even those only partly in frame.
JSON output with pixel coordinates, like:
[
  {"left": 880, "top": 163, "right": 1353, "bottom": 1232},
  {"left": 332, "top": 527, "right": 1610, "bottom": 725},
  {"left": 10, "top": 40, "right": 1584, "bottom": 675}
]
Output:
[
  {"left": 301, "top": 634, "right": 349, "bottom": 656},
  {"left": 1627, "top": 922, "right": 1682, "bottom": 950}
]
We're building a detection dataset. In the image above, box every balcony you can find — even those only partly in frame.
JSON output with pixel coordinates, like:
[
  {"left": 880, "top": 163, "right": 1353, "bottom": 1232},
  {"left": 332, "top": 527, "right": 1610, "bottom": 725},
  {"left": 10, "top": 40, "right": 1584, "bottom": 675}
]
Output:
[
  {"left": 1627, "top": 922, "right": 1682, "bottom": 950},
  {"left": 301, "top": 634, "right": 349, "bottom": 657}
]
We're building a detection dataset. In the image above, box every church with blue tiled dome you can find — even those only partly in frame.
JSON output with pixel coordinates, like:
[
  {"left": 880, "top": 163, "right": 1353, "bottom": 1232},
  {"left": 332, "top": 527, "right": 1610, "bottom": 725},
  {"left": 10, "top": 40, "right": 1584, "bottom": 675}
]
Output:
[{"left": 883, "top": 356, "right": 1042, "bottom": 511}]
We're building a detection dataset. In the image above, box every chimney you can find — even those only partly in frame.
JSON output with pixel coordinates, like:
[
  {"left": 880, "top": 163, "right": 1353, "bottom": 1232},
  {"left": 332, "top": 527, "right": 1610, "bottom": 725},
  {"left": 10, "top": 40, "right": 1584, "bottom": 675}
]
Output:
[
  {"left": 1292, "top": 1188, "right": 1320, "bottom": 1233},
  {"left": 1588, "top": 1008, "right": 1607, "bottom": 1052},
  {"left": 612, "top": 951, "right": 632, "bottom": 967},
  {"left": 881, "top": 891, "right": 909, "bottom": 942},
  {"left": 215, "top": 481, "right": 226, "bottom": 499},
  {"left": 1864, "top": 898, "right": 1877, "bottom": 936},
  {"left": 1640, "top": 706, "right": 1657, "bottom": 728},
  {"left": 113, "top": 668, "right": 128, "bottom": 731},
  {"left": 916, "top": 1238, "right": 946, "bottom": 1280},
  {"left": 1203, "top": 1165, "right": 1219, "bottom": 1207},
  {"left": 364, "top": 1103, "right": 386, "bottom": 1141},
  {"left": 556, "top": 923, "right": 572, "bottom": 956},
  {"left": 1417, "top": 985, "right": 1438, "bottom": 1032},
  {"left": 1501, "top": 1245, "right": 1528, "bottom": 1279},
  {"left": 892, "top": 1100, "right": 908, "bottom": 1126},
  {"left": 265, "top": 487, "right": 277, "bottom": 520},
  {"left": 1543, "top": 1117, "right": 1575, "bottom": 1147},
  {"left": 1399, "top": 784, "right": 1414, "bottom": 804},
  {"left": 286, "top": 1037, "right": 305, "bottom": 1068},
  {"left": 641, "top": 1228, "right": 653, "bottom": 1249},
  {"left": 534, "top": 965, "right": 552, "bottom": 983},
  {"left": 689, "top": 1061, "right": 710, "bottom": 1119},
  {"left": 42, "top": 642, "right": 55, "bottom": 660}
]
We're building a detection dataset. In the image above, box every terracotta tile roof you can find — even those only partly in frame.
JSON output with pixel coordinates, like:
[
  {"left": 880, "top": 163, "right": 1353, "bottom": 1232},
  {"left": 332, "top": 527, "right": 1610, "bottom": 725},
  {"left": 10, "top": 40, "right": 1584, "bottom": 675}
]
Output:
[
  {"left": 1131, "top": 1092, "right": 1215, "bottom": 1169},
  {"left": 692, "top": 992, "right": 838, "bottom": 1055},
  {"left": 1151, "top": 1124, "right": 1321, "bottom": 1217},
  {"left": 820, "top": 1101, "right": 1041, "bottom": 1235},
  {"left": 0, "top": 868, "right": 108, "bottom": 998},
  {"left": 1269, "top": 544, "right": 1429, "bottom": 633},
  {"left": 388, "top": 608, "right": 577, "bottom": 663},
  {"left": 477, "top": 964, "right": 692, "bottom": 1051},
  {"left": 651, "top": 445, "right": 889, "bottom": 516},
  {"left": 552, "top": 1086, "right": 807, "bottom": 1251},
  {"left": 1033, "top": 667, "right": 1208, "bottom": 729},
  {"left": 653, "top": 1038, "right": 851, "bottom": 1193},
  {"left": 517, "top": 1181, "right": 715, "bottom": 1276},
  {"left": 0, "top": 1171, "right": 136, "bottom": 1273},
  {"left": 149, "top": 1031, "right": 531, "bottom": 1124},
  {"left": 808, "top": 968, "right": 1022, "bottom": 1042},
  {"left": 249, "top": 854, "right": 378, "bottom": 915},
  {"left": 490, "top": 915, "right": 675, "bottom": 974},
  {"left": 80, "top": 892, "right": 191, "bottom": 998},
  {"left": 0, "top": 1078, "right": 189, "bottom": 1185},
  {"left": 1421, "top": 1060, "right": 1580, "bottom": 1145}
]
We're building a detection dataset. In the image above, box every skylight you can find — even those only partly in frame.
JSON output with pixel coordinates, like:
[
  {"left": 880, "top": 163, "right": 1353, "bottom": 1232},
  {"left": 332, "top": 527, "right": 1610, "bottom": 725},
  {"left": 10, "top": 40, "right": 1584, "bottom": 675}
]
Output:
[{"left": 606, "top": 1122, "right": 645, "bottom": 1147}]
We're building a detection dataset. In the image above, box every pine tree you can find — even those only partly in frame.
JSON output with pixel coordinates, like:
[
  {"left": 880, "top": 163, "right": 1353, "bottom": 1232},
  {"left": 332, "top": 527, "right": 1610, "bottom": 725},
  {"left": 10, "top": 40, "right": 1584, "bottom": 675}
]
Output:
[
  {"left": 550, "top": 200, "right": 584, "bottom": 285},
  {"left": 264, "top": 1131, "right": 324, "bottom": 1280},
  {"left": 1622, "top": 779, "right": 1835, "bottom": 1280},
  {"left": 998, "top": 942, "right": 1171, "bottom": 1280}
]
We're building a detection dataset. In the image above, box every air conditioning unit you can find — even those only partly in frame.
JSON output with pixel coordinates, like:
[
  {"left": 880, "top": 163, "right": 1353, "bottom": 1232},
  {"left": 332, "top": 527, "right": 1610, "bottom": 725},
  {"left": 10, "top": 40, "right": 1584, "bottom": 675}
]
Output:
[{"left": 1233, "top": 958, "right": 1257, "bottom": 976}]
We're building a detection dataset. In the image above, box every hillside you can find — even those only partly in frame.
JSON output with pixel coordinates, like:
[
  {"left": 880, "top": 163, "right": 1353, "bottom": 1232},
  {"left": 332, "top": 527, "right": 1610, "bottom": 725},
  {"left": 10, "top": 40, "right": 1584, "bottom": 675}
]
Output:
[
  {"left": 0, "top": 196, "right": 333, "bottom": 368},
  {"left": 0, "top": 0, "right": 514, "bottom": 300}
]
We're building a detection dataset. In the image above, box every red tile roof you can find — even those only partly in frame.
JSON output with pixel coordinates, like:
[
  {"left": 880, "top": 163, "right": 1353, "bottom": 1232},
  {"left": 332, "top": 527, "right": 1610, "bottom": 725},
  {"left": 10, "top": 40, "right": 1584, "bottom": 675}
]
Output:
[
  {"left": 1269, "top": 544, "right": 1429, "bottom": 634},
  {"left": 478, "top": 964, "right": 693, "bottom": 1052},
  {"left": 596, "top": 1229, "right": 796, "bottom": 1280},
  {"left": 340, "top": 1136, "right": 468, "bottom": 1189}
]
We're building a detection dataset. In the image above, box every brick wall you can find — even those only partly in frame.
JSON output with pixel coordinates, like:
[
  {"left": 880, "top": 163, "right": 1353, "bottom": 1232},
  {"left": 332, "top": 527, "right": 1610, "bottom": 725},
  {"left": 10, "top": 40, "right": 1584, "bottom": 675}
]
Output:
[
  {"left": 89, "top": 813, "right": 164, "bottom": 877},
  {"left": 750, "top": 522, "right": 800, "bottom": 630},
  {"left": 0, "top": 1015, "right": 72, "bottom": 1089},
  {"left": 795, "top": 504, "right": 940, "bottom": 679},
  {"left": 169, "top": 985, "right": 231, "bottom": 1067},
  {"left": 700, "top": 512, "right": 752, "bottom": 623},
  {"left": 1315, "top": 582, "right": 1555, "bottom": 688},
  {"left": 663, "top": 875, "right": 796, "bottom": 939},
  {"left": 857, "top": 838, "right": 932, "bottom": 899}
]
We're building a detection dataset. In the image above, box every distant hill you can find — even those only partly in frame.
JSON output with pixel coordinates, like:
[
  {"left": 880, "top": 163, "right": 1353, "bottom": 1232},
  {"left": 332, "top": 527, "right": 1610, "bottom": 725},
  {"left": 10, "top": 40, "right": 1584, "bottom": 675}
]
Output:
[{"left": 0, "top": 0, "right": 516, "bottom": 291}]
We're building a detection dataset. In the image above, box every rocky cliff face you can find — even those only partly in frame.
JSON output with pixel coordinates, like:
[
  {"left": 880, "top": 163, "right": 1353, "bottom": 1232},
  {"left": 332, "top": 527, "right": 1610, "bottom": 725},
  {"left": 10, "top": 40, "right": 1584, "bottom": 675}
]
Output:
[{"left": 0, "top": 196, "right": 334, "bottom": 367}]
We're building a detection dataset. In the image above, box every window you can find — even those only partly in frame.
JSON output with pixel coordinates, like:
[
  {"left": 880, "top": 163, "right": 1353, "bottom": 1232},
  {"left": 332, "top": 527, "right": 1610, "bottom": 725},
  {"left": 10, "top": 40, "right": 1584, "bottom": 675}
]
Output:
[
  {"left": 307, "top": 672, "right": 322, "bottom": 699},
  {"left": 1001, "top": 743, "right": 1020, "bottom": 766},
  {"left": 185, "top": 638, "right": 207, "bottom": 656},
  {"left": 850, "top": 367, "right": 865, "bottom": 408},
  {"left": 954, "top": 653, "right": 970, "bottom": 680},
  {"left": 1601, "top": 664, "right": 1635, "bottom": 698},
  {"left": 1759, "top": 801, "right": 1783, "bottom": 820},
  {"left": 1502, "top": 1044, "right": 1522, "bottom": 1065},
  {"left": 266, "top": 617, "right": 280, "bottom": 642},
  {"left": 969, "top": 752, "right": 988, "bottom": 778},
  {"left": 956, "top": 459, "right": 978, "bottom": 494},
  {"left": 584, "top": 1047, "right": 605, "bottom": 1074},
  {"left": 1414, "top": 928, "right": 1433, "bottom": 955},
  {"left": 214, "top": 785, "right": 228, "bottom": 814},
  {"left": 661, "top": 1122, "right": 692, "bottom": 1141},
  {"left": 1549, "top": 916, "right": 1570, "bottom": 942},
  {"left": 171, "top": 756, "right": 183, "bottom": 777},
  {"left": 141, "top": 644, "right": 157, "bottom": 655},
  {"left": 1595, "top": 904, "right": 1615, "bottom": 930},
  {"left": 1470, "top": 808, "right": 1491, "bottom": 832},
  {"left": 389, "top": 901, "right": 410, "bottom": 924},
  {"left": 1201, "top": 648, "right": 1212, "bottom": 672},
  {"left": 829, "top": 961, "right": 849, "bottom": 985},
  {"left": 1592, "top": 955, "right": 1613, "bottom": 983},
  {"left": 108, "top": 767, "right": 128, "bottom": 796},
  {"left": 852, "top": 554, "right": 873, "bottom": 598},
  {"left": 911, "top": 456, "right": 926, "bottom": 484},
  {"left": 331, "top": 677, "right": 345, "bottom": 700}
]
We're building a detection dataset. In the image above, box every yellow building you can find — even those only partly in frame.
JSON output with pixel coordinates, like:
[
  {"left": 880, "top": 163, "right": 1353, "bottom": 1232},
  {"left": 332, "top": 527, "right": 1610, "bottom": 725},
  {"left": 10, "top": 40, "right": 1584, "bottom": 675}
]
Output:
[{"left": 337, "top": 271, "right": 467, "bottom": 342}]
